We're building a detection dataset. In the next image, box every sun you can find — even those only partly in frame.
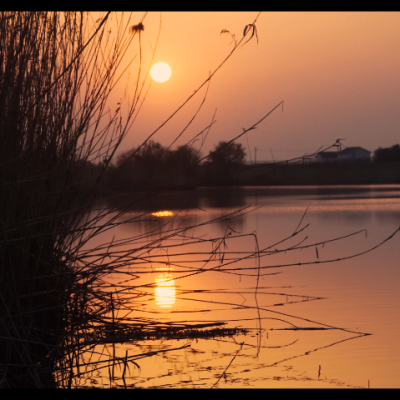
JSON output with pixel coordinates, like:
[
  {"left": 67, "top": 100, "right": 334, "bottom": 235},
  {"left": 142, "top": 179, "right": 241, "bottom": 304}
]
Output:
[{"left": 150, "top": 62, "right": 171, "bottom": 83}]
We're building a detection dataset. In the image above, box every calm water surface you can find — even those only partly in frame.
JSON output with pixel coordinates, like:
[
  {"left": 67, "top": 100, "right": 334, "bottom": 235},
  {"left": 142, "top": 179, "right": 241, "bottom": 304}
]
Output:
[{"left": 81, "top": 185, "right": 400, "bottom": 388}]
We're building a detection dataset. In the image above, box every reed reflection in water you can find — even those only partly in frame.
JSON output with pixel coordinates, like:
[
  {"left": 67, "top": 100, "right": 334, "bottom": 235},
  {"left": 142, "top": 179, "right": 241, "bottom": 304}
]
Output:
[{"left": 76, "top": 186, "right": 400, "bottom": 388}]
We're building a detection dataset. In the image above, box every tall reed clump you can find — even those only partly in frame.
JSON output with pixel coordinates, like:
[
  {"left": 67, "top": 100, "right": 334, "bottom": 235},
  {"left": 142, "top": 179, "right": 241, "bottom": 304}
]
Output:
[
  {"left": 0, "top": 11, "right": 268, "bottom": 387},
  {"left": 0, "top": 11, "right": 147, "bottom": 387}
]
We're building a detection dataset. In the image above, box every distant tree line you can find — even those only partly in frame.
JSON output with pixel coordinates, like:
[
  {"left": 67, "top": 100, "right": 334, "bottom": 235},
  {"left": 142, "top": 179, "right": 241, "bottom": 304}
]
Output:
[
  {"left": 374, "top": 144, "right": 400, "bottom": 162},
  {"left": 110, "top": 141, "right": 201, "bottom": 189},
  {"left": 74, "top": 142, "right": 400, "bottom": 191},
  {"left": 75, "top": 140, "right": 247, "bottom": 191}
]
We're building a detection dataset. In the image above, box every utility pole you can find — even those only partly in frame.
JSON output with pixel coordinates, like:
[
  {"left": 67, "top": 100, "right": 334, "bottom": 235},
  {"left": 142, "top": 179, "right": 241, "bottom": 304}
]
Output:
[{"left": 254, "top": 147, "right": 257, "bottom": 164}]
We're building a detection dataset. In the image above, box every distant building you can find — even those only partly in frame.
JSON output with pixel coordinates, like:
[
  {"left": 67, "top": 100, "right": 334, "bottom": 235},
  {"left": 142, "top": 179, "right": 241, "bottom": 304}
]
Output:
[
  {"left": 337, "top": 147, "right": 371, "bottom": 162},
  {"left": 315, "top": 147, "right": 371, "bottom": 163}
]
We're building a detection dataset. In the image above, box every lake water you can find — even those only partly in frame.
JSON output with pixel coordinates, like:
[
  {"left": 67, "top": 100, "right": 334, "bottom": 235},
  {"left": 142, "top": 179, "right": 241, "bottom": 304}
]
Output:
[{"left": 78, "top": 185, "right": 400, "bottom": 388}]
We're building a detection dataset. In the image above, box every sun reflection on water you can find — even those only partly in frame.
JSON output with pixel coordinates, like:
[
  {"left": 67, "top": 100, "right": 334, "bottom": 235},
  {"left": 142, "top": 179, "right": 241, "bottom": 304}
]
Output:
[
  {"left": 154, "top": 272, "right": 176, "bottom": 308},
  {"left": 152, "top": 210, "right": 173, "bottom": 217}
]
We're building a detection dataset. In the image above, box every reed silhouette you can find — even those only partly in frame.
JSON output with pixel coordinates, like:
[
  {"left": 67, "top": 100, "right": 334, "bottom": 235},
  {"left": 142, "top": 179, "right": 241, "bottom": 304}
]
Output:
[{"left": 0, "top": 11, "right": 149, "bottom": 387}]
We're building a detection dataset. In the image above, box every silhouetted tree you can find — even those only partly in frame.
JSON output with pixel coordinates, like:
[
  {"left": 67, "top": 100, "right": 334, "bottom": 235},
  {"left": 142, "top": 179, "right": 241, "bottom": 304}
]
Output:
[
  {"left": 113, "top": 140, "right": 167, "bottom": 187},
  {"left": 166, "top": 145, "right": 201, "bottom": 186},
  {"left": 204, "top": 141, "right": 246, "bottom": 185},
  {"left": 168, "top": 144, "right": 200, "bottom": 168},
  {"left": 374, "top": 144, "right": 400, "bottom": 162},
  {"left": 207, "top": 141, "right": 246, "bottom": 166}
]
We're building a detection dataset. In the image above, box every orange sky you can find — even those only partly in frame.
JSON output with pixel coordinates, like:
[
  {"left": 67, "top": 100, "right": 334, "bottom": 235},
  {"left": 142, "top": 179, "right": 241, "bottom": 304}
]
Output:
[{"left": 105, "top": 12, "right": 400, "bottom": 162}]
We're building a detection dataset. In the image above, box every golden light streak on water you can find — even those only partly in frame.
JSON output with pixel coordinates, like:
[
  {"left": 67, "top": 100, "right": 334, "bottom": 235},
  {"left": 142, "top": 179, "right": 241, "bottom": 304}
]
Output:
[
  {"left": 154, "top": 272, "right": 176, "bottom": 308},
  {"left": 152, "top": 210, "right": 174, "bottom": 217}
]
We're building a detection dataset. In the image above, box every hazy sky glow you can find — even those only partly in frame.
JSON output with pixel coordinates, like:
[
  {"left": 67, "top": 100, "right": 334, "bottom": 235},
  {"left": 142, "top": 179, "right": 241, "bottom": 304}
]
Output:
[{"left": 107, "top": 12, "right": 400, "bottom": 162}]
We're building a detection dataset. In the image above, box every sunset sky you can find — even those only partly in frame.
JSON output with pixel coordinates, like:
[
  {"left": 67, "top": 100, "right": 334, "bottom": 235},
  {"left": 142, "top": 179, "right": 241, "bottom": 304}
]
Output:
[{"left": 109, "top": 12, "right": 400, "bottom": 162}]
